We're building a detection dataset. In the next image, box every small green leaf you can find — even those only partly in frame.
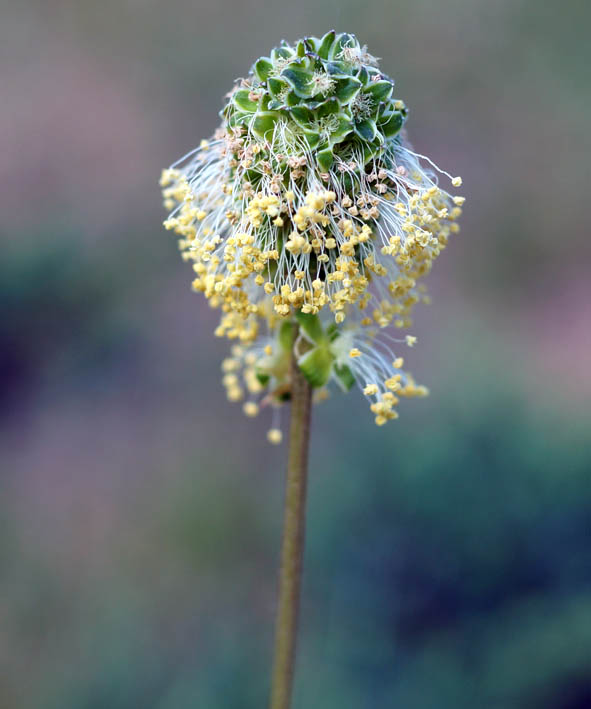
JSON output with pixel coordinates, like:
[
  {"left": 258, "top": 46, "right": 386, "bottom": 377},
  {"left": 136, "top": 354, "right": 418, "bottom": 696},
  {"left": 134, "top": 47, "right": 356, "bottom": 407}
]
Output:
[
  {"left": 252, "top": 111, "right": 280, "bottom": 138},
  {"left": 317, "top": 147, "right": 334, "bottom": 172},
  {"left": 364, "top": 80, "right": 393, "bottom": 102},
  {"left": 354, "top": 118, "right": 377, "bottom": 141},
  {"left": 334, "top": 363, "right": 356, "bottom": 391},
  {"left": 254, "top": 57, "right": 273, "bottom": 82},
  {"left": 380, "top": 111, "right": 404, "bottom": 138},
  {"left": 335, "top": 77, "right": 362, "bottom": 104},
  {"left": 233, "top": 89, "right": 258, "bottom": 113},
  {"left": 295, "top": 312, "right": 326, "bottom": 344},
  {"left": 298, "top": 345, "right": 334, "bottom": 387},
  {"left": 317, "top": 30, "right": 336, "bottom": 60}
]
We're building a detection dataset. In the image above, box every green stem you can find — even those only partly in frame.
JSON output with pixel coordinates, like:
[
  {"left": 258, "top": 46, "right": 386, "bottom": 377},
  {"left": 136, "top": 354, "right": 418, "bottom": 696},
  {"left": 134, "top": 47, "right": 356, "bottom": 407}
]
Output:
[{"left": 269, "top": 332, "right": 313, "bottom": 709}]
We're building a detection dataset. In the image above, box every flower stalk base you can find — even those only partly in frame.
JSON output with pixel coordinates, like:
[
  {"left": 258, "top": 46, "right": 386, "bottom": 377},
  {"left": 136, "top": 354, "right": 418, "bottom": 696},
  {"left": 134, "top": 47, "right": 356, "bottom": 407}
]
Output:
[{"left": 269, "top": 335, "right": 313, "bottom": 709}]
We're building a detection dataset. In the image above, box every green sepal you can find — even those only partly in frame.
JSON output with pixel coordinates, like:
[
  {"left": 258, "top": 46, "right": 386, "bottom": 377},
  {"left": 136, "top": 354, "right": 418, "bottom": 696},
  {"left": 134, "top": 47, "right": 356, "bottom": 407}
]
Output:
[
  {"left": 354, "top": 118, "right": 377, "bottom": 141},
  {"left": 281, "top": 67, "right": 314, "bottom": 98},
  {"left": 364, "top": 80, "right": 393, "bottom": 102},
  {"left": 325, "top": 61, "right": 351, "bottom": 78},
  {"left": 295, "top": 39, "right": 307, "bottom": 57},
  {"left": 252, "top": 111, "right": 280, "bottom": 138},
  {"left": 254, "top": 57, "right": 274, "bottom": 82},
  {"left": 335, "top": 77, "right": 362, "bottom": 104},
  {"left": 298, "top": 344, "right": 334, "bottom": 387},
  {"left": 325, "top": 323, "right": 340, "bottom": 342},
  {"left": 329, "top": 32, "right": 357, "bottom": 61},
  {"left": 302, "top": 129, "right": 321, "bottom": 150},
  {"left": 315, "top": 96, "right": 340, "bottom": 117},
  {"left": 380, "top": 111, "right": 404, "bottom": 137},
  {"left": 290, "top": 55, "right": 314, "bottom": 71},
  {"left": 233, "top": 89, "right": 258, "bottom": 113},
  {"left": 278, "top": 320, "right": 295, "bottom": 350},
  {"left": 303, "top": 36, "right": 317, "bottom": 53},
  {"left": 328, "top": 117, "right": 354, "bottom": 147},
  {"left": 334, "top": 363, "right": 355, "bottom": 391},
  {"left": 361, "top": 140, "right": 381, "bottom": 163},
  {"left": 317, "top": 30, "right": 336, "bottom": 60},
  {"left": 317, "top": 147, "right": 334, "bottom": 172},
  {"left": 289, "top": 104, "right": 314, "bottom": 127},
  {"left": 271, "top": 45, "right": 291, "bottom": 62},
  {"left": 295, "top": 311, "right": 326, "bottom": 344},
  {"left": 255, "top": 370, "right": 270, "bottom": 386},
  {"left": 286, "top": 90, "right": 301, "bottom": 107},
  {"left": 357, "top": 66, "right": 370, "bottom": 86},
  {"left": 267, "top": 77, "right": 286, "bottom": 98}
]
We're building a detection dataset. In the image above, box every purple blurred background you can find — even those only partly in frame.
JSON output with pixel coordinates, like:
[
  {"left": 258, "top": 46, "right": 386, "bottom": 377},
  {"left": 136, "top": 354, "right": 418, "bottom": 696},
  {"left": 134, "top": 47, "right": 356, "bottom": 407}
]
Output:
[{"left": 2, "top": 2, "right": 590, "bottom": 707}]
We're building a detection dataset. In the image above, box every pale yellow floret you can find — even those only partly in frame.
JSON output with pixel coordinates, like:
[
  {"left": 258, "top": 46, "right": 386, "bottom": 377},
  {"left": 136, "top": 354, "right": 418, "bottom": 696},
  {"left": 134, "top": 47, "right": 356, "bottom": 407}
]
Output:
[
  {"left": 267, "top": 428, "right": 283, "bottom": 445},
  {"left": 243, "top": 402, "right": 259, "bottom": 417},
  {"left": 161, "top": 109, "right": 464, "bottom": 437}
]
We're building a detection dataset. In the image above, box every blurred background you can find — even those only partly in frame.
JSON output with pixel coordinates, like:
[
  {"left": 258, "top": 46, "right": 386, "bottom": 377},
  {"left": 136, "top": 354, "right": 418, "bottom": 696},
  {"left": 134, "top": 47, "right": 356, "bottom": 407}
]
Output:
[{"left": 1, "top": 1, "right": 590, "bottom": 707}]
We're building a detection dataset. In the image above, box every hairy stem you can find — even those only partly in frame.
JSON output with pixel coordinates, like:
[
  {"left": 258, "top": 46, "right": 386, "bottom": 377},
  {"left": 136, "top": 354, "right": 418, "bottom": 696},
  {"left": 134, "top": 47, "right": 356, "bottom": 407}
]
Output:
[{"left": 269, "top": 333, "right": 313, "bottom": 709}]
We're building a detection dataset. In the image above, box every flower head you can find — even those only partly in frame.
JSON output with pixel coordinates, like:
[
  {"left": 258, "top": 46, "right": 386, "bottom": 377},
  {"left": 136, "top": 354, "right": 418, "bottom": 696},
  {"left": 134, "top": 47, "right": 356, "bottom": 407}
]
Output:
[{"left": 160, "top": 32, "right": 464, "bottom": 440}]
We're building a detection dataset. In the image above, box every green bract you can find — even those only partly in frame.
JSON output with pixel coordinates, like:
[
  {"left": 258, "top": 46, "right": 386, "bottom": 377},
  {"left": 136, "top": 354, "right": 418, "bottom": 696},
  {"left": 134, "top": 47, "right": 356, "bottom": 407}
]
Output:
[{"left": 222, "top": 31, "right": 408, "bottom": 172}]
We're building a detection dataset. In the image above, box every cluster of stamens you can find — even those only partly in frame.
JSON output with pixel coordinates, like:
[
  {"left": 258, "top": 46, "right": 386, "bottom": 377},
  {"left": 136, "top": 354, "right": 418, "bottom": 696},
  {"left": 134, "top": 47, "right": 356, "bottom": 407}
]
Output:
[{"left": 160, "top": 32, "right": 464, "bottom": 441}]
